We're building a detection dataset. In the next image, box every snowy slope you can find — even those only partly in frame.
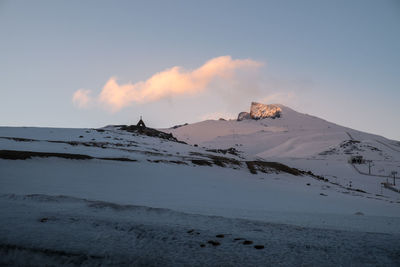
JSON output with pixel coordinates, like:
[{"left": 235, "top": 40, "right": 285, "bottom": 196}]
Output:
[
  {"left": 1, "top": 116, "right": 400, "bottom": 265},
  {"left": 165, "top": 104, "right": 400, "bottom": 197},
  {"left": 0, "top": 125, "right": 399, "bottom": 230},
  {"left": 166, "top": 104, "right": 400, "bottom": 160}
]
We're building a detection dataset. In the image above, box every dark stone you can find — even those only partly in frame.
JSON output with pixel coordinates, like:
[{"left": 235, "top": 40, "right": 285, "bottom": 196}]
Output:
[{"left": 207, "top": 240, "right": 221, "bottom": 246}]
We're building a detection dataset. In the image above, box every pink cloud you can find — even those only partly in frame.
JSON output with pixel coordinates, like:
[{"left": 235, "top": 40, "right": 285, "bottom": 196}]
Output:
[
  {"left": 72, "top": 89, "right": 93, "bottom": 108},
  {"left": 73, "top": 56, "right": 263, "bottom": 112}
]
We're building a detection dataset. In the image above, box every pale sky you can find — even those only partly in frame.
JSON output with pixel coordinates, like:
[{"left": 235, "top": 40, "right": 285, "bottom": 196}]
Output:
[{"left": 1, "top": 0, "right": 399, "bottom": 140}]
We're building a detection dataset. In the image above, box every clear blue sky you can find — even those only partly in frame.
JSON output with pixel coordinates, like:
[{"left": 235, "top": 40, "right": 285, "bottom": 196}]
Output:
[{"left": 1, "top": 0, "right": 399, "bottom": 140}]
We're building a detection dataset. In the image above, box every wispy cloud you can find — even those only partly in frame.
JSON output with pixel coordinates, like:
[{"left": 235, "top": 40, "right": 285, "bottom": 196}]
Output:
[
  {"left": 72, "top": 89, "right": 93, "bottom": 108},
  {"left": 72, "top": 56, "right": 263, "bottom": 112}
]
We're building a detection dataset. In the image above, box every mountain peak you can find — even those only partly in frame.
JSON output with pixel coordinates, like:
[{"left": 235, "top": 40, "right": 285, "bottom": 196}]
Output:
[{"left": 237, "top": 102, "right": 282, "bottom": 121}]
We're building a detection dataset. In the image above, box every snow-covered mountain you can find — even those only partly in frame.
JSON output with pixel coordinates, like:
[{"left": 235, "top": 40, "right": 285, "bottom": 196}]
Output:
[
  {"left": 166, "top": 103, "right": 400, "bottom": 160},
  {"left": 164, "top": 103, "right": 400, "bottom": 202},
  {"left": 1, "top": 104, "right": 400, "bottom": 265}
]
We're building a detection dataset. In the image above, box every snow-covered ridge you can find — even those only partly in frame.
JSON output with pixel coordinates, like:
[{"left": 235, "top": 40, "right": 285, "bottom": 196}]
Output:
[{"left": 166, "top": 103, "right": 400, "bottom": 160}]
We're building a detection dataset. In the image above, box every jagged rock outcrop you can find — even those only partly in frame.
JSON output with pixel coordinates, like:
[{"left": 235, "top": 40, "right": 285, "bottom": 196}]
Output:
[
  {"left": 119, "top": 125, "right": 186, "bottom": 143},
  {"left": 250, "top": 102, "right": 281, "bottom": 119},
  {"left": 237, "top": 102, "right": 282, "bottom": 121},
  {"left": 237, "top": 112, "right": 251, "bottom": 121}
]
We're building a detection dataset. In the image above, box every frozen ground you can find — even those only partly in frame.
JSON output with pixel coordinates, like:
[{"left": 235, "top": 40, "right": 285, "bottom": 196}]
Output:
[{"left": 1, "top": 194, "right": 399, "bottom": 266}]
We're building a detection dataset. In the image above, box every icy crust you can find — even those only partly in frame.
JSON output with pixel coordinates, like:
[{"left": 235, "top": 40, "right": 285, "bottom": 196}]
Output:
[
  {"left": 1, "top": 194, "right": 399, "bottom": 266},
  {"left": 250, "top": 102, "right": 282, "bottom": 120}
]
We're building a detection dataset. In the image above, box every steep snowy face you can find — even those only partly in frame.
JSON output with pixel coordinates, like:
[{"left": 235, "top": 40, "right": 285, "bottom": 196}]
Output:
[{"left": 250, "top": 102, "right": 282, "bottom": 120}]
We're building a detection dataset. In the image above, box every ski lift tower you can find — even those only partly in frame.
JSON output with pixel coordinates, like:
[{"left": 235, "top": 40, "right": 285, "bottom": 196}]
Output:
[
  {"left": 391, "top": 171, "right": 397, "bottom": 186},
  {"left": 365, "top": 160, "right": 373, "bottom": 175}
]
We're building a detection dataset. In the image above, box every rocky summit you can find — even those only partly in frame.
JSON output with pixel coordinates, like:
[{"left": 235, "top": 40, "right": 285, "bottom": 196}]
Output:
[{"left": 237, "top": 102, "right": 282, "bottom": 121}]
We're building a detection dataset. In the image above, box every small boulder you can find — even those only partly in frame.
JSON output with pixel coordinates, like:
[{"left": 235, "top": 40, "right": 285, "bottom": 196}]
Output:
[{"left": 208, "top": 240, "right": 221, "bottom": 246}]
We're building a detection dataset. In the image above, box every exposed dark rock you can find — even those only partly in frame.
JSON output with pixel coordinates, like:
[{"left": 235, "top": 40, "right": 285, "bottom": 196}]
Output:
[
  {"left": 191, "top": 159, "right": 212, "bottom": 166},
  {"left": 237, "top": 112, "right": 251, "bottom": 121},
  {"left": 171, "top": 123, "right": 188, "bottom": 129},
  {"left": 206, "top": 147, "right": 241, "bottom": 156},
  {"left": 0, "top": 150, "right": 137, "bottom": 162},
  {"left": 245, "top": 161, "right": 301, "bottom": 176},
  {"left": 118, "top": 125, "right": 186, "bottom": 144},
  {"left": 207, "top": 240, "right": 221, "bottom": 246}
]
